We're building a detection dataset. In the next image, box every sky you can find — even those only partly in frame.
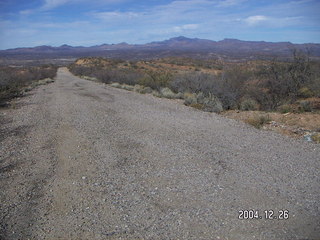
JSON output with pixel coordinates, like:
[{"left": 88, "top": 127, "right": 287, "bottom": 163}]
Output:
[{"left": 0, "top": 0, "right": 320, "bottom": 49}]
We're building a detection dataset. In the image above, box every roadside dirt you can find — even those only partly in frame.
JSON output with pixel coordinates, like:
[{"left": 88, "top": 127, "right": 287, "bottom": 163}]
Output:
[
  {"left": 222, "top": 110, "right": 320, "bottom": 141},
  {"left": 0, "top": 68, "right": 319, "bottom": 240}
]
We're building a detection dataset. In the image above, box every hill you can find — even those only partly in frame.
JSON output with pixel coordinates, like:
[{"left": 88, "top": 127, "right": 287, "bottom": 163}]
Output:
[{"left": 1, "top": 36, "right": 320, "bottom": 61}]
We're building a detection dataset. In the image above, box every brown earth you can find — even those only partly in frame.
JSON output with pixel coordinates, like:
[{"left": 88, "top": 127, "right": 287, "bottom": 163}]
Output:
[{"left": 222, "top": 110, "right": 320, "bottom": 140}]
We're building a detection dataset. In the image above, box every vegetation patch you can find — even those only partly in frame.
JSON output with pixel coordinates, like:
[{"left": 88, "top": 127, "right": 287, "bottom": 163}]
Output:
[
  {"left": 245, "top": 114, "right": 271, "bottom": 129},
  {"left": 69, "top": 52, "right": 320, "bottom": 115},
  {"left": 311, "top": 133, "right": 320, "bottom": 143},
  {"left": 0, "top": 65, "right": 58, "bottom": 105}
]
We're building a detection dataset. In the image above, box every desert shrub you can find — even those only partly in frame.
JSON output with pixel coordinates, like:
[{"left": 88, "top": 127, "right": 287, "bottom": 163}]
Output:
[
  {"left": 239, "top": 98, "right": 259, "bottom": 111},
  {"left": 69, "top": 62, "right": 142, "bottom": 85},
  {"left": 170, "top": 72, "right": 215, "bottom": 94},
  {"left": 309, "top": 77, "right": 320, "bottom": 97},
  {"left": 68, "top": 65, "right": 94, "bottom": 76},
  {"left": 298, "top": 87, "right": 314, "bottom": 98},
  {"left": 94, "top": 69, "right": 141, "bottom": 85},
  {"left": 82, "top": 76, "right": 97, "bottom": 81},
  {"left": 311, "top": 133, "right": 320, "bottom": 143},
  {"left": 183, "top": 92, "right": 198, "bottom": 105},
  {"left": 183, "top": 91, "right": 223, "bottom": 113},
  {"left": 201, "top": 93, "right": 223, "bottom": 113},
  {"left": 0, "top": 65, "right": 57, "bottom": 103},
  {"left": 216, "top": 65, "right": 251, "bottom": 109},
  {"left": 190, "top": 103, "right": 204, "bottom": 110},
  {"left": 152, "top": 90, "right": 162, "bottom": 98},
  {"left": 110, "top": 82, "right": 121, "bottom": 88},
  {"left": 141, "top": 86, "right": 153, "bottom": 94},
  {"left": 172, "top": 66, "right": 250, "bottom": 110},
  {"left": 160, "top": 87, "right": 180, "bottom": 99},
  {"left": 139, "top": 71, "right": 172, "bottom": 91},
  {"left": 121, "top": 84, "right": 134, "bottom": 91},
  {"left": 298, "top": 100, "right": 312, "bottom": 112},
  {"left": 114, "top": 70, "right": 142, "bottom": 85},
  {"left": 277, "top": 104, "right": 294, "bottom": 113},
  {"left": 245, "top": 114, "right": 271, "bottom": 129},
  {"left": 257, "top": 50, "right": 313, "bottom": 110},
  {"left": 133, "top": 84, "right": 147, "bottom": 93},
  {"left": 94, "top": 70, "right": 112, "bottom": 83}
]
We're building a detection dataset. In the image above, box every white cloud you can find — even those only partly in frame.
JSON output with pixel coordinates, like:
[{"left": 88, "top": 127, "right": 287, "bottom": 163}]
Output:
[
  {"left": 19, "top": 9, "right": 34, "bottom": 15},
  {"left": 1, "top": 0, "right": 318, "bottom": 49},
  {"left": 20, "top": 0, "right": 117, "bottom": 14},
  {"left": 41, "top": 0, "right": 72, "bottom": 10},
  {"left": 244, "top": 15, "right": 268, "bottom": 26},
  {"left": 218, "top": 0, "right": 247, "bottom": 7},
  {"left": 92, "top": 11, "right": 139, "bottom": 21},
  {"left": 244, "top": 15, "right": 303, "bottom": 28},
  {"left": 173, "top": 24, "right": 199, "bottom": 32}
]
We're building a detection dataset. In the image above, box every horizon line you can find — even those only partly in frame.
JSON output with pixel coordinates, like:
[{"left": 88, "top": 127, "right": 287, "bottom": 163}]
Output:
[{"left": 1, "top": 36, "right": 320, "bottom": 51}]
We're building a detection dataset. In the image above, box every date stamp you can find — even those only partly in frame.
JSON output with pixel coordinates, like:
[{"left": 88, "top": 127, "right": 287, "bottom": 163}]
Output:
[{"left": 238, "top": 209, "right": 289, "bottom": 220}]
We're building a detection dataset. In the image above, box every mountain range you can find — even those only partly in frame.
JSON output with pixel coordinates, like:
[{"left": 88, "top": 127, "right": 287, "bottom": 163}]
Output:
[{"left": 1, "top": 36, "right": 320, "bottom": 61}]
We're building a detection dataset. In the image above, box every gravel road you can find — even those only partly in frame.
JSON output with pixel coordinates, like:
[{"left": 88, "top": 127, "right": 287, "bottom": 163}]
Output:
[{"left": 0, "top": 67, "right": 319, "bottom": 240}]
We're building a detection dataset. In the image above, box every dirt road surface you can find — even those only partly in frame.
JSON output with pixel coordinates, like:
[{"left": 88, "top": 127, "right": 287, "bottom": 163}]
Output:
[{"left": 1, "top": 68, "right": 319, "bottom": 240}]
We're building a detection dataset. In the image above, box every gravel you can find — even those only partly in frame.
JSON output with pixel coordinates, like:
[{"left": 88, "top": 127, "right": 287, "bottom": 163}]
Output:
[{"left": 0, "top": 67, "right": 319, "bottom": 240}]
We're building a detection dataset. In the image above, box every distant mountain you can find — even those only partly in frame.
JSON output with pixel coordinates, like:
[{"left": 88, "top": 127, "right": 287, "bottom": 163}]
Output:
[{"left": 1, "top": 36, "right": 320, "bottom": 61}]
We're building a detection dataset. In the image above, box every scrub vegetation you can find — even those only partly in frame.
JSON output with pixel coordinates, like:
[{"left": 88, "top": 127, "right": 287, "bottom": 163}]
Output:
[{"left": 0, "top": 65, "right": 58, "bottom": 105}]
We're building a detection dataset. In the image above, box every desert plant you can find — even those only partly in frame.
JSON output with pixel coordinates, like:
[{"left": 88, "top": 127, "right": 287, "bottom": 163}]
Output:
[
  {"left": 134, "top": 84, "right": 154, "bottom": 94},
  {"left": 245, "top": 114, "right": 271, "bottom": 129},
  {"left": 110, "top": 82, "right": 121, "bottom": 88},
  {"left": 277, "top": 104, "right": 294, "bottom": 113},
  {"left": 160, "top": 87, "right": 179, "bottom": 99},
  {"left": 190, "top": 103, "right": 204, "bottom": 110},
  {"left": 183, "top": 91, "right": 223, "bottom": 113},
  {"left": 152, "top": 90, "right": 162, "bottom": 98},
  {"left": 183, "top": 92, "right": 198, "bottom": 105},
  {"left": 139, "top": 71, "right": 172, "bottom": 90},
  {"left": 239, "top": 98, "right": 259, "bottom": 111},
  {"left": 170, "top": 72, "right": 215, "bottom": 94},
  {"left": 311, "top": 133, "right": 320, "bottom": 143},
  {"left": 257, "top": 50, "right": 313, "bottom": 110},
  {"left": 0, "top": 65, "right": 57, "bottom": 104},
  {"left": 298, "top": 100, "right": 312, "bottom": 112},
  {"left": 298, "top": 87, "right": 314, "bottom": 98},
  {"left": 121, "top": 84, "right": 134, "bottom": 91},
  {"left": 141, "top": 86, "right": 153, "bottom": 94},
  {"left": 201, "top": 93, "right": 223, "bottom": 113}
]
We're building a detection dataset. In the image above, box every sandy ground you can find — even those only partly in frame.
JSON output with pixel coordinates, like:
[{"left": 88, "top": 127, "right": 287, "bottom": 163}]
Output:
[{"left": 0, "top": 68, "right": 319, "bottom": 240}]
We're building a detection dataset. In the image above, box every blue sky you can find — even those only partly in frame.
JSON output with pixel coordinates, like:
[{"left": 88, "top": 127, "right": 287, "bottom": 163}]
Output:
[{"left": 0, "top": 0, "right": 319, "bottom": 49}]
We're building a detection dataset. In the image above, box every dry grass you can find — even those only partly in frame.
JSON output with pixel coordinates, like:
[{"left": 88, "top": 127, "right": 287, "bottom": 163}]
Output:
[
  {"left": 222, "top": 110, "right": 320, "bottom": 142},
  {"left": 244, "top": 114, "right": 271, "bottom": 129}
]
